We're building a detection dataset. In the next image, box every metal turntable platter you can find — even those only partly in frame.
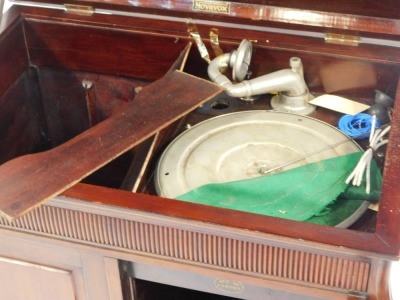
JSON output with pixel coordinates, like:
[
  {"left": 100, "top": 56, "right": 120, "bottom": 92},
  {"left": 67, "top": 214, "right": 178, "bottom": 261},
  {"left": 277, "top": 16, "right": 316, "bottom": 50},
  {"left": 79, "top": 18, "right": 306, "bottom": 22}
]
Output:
[{"left": 155, "top": 111, "right": 368, "bottom": 228}]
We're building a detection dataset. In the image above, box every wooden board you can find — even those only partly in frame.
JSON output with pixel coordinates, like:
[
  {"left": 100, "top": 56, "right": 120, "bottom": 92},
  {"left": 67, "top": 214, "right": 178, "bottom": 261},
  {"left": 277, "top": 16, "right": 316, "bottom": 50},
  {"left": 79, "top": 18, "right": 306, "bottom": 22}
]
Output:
[{"left": 0, "top": 71, "right": 222, "bottom": 219}]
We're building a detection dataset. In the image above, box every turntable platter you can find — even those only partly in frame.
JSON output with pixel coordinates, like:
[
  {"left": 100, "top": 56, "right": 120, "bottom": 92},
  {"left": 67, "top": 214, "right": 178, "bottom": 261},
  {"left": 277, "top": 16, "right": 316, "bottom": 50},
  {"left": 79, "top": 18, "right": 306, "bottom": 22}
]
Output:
[{"left": 155, "top": 111, "right": 368, "bottom": 228}]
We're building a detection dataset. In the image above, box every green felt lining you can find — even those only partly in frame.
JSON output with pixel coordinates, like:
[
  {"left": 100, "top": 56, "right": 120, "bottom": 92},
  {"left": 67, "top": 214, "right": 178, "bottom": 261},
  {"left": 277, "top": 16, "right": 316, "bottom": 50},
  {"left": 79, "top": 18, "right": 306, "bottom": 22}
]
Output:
[{"left": 176, "top": 152, "right": 381, "bottom": 224}]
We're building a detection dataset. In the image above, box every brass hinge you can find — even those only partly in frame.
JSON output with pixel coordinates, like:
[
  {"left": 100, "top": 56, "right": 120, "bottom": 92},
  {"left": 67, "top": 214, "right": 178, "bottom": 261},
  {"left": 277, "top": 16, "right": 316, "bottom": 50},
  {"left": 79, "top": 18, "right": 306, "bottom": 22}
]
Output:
[
  {"left": 64, "top": 4, "right": 95, "bottom": 16},
  {"left": 325, "top": 33, "right": 360, "bottom": 47}
]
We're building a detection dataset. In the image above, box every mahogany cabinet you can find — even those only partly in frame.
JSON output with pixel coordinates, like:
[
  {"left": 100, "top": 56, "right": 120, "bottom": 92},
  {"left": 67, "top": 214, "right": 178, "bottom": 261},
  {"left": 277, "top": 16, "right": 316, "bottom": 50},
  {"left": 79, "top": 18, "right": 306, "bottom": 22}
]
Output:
[{"left": 0, "top": 1, "right": 399, "bottom": 299}]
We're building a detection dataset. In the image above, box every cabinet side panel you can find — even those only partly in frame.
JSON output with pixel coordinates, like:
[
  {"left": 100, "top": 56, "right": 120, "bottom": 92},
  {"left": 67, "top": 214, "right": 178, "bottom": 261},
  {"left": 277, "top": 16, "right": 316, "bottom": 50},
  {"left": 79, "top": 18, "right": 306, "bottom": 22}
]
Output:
[
  {"left": 0, "top": 68, "right": 50, "bottom": 163},
  {"left": 0, "top": 20, "right": 28, "bottom": 96},
  {"left": 23, "top": 20, "right": 190, "bottom": 80}
]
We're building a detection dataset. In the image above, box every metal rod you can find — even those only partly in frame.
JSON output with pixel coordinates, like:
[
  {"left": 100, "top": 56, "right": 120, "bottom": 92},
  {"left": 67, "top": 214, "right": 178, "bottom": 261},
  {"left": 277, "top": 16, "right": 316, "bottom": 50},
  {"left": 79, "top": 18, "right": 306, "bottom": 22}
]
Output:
[
  {"left": 0, "top": 0, "right": 5, "bottom": 28},
  {"left": 262, "top": 138, "right": 355, "bottom": 175}
]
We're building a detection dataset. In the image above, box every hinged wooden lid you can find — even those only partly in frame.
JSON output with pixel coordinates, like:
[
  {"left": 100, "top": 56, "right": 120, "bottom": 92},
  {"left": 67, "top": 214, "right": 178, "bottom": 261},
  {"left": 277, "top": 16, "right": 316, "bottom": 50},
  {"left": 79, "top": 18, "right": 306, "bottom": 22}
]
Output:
[{"left": 10, "top": 0, "right": 400, "bottom": 40}]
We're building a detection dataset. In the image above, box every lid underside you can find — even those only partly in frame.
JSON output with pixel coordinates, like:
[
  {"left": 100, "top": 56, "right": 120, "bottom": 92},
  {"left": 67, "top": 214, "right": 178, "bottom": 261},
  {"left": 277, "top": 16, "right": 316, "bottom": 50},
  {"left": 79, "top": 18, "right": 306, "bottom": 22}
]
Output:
[{"left": 9, "top": 0, "right": 400, "bottom": 38}]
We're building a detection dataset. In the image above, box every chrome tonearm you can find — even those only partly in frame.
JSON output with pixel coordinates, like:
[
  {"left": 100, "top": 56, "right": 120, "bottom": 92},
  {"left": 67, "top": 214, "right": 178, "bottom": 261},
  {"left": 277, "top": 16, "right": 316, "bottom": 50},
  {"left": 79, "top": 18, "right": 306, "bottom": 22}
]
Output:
[{"left": 208, "top": 39, "right": 315, "bottom": 115}]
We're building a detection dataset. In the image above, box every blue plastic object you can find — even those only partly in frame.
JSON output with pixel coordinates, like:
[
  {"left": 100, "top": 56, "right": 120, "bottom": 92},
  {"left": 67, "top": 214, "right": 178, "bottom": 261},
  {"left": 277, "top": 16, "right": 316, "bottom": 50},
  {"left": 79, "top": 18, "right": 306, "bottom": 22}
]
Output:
[{"left": 338, "top": 113, "right": 380, "bottom": 139}]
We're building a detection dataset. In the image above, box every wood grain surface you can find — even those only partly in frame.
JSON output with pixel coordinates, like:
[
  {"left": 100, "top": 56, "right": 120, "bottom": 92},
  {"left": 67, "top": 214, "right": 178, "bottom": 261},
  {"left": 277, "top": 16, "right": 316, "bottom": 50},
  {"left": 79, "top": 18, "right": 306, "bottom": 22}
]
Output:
[{"left": 0, "top": 71, "right": 222, "bottom": 219}]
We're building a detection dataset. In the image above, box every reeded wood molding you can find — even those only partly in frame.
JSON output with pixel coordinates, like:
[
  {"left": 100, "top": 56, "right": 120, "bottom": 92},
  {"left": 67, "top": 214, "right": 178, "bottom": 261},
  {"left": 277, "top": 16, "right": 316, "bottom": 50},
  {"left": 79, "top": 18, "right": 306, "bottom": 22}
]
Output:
[
  {"left": 0, "top": 196, "right": 372, "bottom": 294},
  {"left": 60, "top": 183, "right": 399, "bottom": 256}
]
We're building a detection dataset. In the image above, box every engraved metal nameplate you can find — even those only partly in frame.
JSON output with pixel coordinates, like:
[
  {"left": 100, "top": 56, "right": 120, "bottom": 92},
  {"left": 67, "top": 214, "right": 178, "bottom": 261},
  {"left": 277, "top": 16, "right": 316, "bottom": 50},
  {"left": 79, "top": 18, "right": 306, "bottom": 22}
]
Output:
[
  {"left": 214, "top": 278, "right": 244, "bottom": 294},
  {"left": 193, "top": 0, "right": 231, "bottom": 14}
]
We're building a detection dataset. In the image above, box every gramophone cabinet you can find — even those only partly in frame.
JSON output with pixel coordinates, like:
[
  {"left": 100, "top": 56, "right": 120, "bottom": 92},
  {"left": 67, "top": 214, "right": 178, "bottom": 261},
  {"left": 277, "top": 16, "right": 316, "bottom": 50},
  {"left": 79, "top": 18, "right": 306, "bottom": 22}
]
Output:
[{"left": 0, "top": 0, "right": 399, "bottom": 299}]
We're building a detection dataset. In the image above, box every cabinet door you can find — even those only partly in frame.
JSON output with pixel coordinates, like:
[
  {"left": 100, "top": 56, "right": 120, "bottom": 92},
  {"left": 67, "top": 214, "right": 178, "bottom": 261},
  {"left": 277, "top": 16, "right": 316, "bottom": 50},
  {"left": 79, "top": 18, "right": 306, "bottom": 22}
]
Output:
[
  {"left": 0, "top": 256, "right": 75, "bottom": 300},
  {"left": 0, "top": 228, "right": 123, "bottom": 300}
]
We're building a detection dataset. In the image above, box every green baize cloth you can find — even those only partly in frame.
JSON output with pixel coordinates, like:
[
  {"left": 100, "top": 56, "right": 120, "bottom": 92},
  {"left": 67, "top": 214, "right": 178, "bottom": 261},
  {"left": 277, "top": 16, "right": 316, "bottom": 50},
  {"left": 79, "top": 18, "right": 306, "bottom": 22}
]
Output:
[{"left": 176, "top": 152, "right": 381, "bottom": 221}]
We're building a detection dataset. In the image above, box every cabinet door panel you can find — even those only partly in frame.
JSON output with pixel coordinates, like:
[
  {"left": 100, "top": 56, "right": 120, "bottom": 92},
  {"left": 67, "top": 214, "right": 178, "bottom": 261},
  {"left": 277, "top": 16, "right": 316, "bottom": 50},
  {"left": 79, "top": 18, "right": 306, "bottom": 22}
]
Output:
[{"left": 0, "top": 257, "right": 75, "bottom": 300}]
